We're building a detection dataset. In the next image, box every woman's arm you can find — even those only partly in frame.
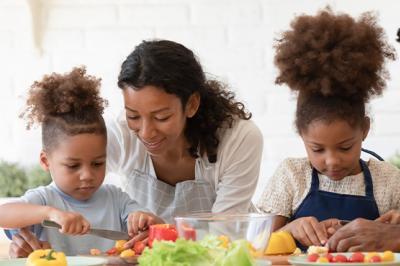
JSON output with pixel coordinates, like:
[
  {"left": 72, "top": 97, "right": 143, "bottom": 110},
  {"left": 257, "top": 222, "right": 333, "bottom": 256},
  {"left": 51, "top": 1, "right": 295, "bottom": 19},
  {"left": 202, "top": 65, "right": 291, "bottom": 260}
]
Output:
[
  {"left": 0, "top": 203, "right": 54, "bottom": 228},
  {"left": 211, "top": 120, "right": 263, "bottom": 213},
  {"left": 272, "top": 215, "right": 289, "bottom": 231}
]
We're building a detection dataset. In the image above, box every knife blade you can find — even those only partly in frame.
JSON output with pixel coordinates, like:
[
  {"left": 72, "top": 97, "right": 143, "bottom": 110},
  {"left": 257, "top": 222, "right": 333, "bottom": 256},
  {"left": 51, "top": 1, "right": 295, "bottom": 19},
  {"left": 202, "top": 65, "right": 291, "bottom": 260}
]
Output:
[{"left": 42, "top": 220, "right": 130, "bottom": 241}]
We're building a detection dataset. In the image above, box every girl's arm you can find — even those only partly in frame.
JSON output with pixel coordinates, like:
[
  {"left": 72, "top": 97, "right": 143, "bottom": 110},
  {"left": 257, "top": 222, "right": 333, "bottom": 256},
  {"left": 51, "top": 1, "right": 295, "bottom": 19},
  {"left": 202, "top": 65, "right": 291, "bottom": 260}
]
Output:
[
  {"left": 0, "top": 202, "right": 55, "bottom": 228},
  {"left": 272, "top": 215, "right": 289, "bottom": 231}
]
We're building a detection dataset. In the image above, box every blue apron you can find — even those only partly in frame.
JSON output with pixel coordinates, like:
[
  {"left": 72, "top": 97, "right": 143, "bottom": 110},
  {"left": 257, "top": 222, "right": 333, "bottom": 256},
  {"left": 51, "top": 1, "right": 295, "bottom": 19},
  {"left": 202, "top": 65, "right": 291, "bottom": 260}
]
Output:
[{"left": 291, "top": 159, "right": 380, "bottom": 222}]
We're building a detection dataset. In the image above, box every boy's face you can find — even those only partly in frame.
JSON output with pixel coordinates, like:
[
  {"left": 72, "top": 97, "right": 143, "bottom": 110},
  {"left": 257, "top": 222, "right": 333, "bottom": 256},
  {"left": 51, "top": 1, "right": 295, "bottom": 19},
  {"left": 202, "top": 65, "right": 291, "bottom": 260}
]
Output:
[
  {"left": 40, "top": 133, "right": 107, "bottom": 201},
  {"left": 300, "top": 119, "right": 369, "bottom": 181}
]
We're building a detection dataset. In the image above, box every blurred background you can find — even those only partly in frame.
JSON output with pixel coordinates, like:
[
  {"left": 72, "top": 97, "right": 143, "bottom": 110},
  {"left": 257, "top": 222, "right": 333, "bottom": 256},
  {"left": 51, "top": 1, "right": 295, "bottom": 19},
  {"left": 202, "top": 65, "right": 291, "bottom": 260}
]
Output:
[{"left": 0, "top": 0, "right": 399, "bottom": 204}]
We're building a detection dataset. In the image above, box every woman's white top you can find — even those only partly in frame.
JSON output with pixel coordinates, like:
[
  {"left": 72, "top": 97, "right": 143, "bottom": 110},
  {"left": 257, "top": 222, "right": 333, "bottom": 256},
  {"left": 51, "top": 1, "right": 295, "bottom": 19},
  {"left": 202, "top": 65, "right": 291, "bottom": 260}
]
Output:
[
  {"left": 106, "top": 113, "right": 263, "bottom": 223},
  {"left": 256, "top": 157, "right": 400, "bottom": 218}
]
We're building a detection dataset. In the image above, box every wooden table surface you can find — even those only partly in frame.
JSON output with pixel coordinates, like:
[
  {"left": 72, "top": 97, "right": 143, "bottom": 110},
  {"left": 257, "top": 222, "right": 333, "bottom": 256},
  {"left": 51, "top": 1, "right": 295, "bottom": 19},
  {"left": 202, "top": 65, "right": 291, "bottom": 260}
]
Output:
[{"left": 0, "top": 243, "right": 291, "bottom": 265}]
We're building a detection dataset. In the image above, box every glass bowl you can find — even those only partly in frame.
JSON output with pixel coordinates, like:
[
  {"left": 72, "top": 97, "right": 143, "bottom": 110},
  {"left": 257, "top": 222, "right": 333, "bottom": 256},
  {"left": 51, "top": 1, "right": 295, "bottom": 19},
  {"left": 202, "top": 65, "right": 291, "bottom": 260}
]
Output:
[{"left": 175, "top": 212, "right": 274, "bottom": 254}]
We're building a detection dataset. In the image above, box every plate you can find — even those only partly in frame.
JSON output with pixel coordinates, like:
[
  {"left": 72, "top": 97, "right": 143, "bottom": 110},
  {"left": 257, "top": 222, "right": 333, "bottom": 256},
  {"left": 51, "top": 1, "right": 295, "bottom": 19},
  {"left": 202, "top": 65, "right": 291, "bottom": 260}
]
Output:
[
  {"left": 256, "top": 258, "right": 272, "bottom": 266},
  {"left": 288, "top": 253, "right": 400, "bottom": 266},
  {"left": 0, "top": 256, "right": 107, "bottom": 266}
]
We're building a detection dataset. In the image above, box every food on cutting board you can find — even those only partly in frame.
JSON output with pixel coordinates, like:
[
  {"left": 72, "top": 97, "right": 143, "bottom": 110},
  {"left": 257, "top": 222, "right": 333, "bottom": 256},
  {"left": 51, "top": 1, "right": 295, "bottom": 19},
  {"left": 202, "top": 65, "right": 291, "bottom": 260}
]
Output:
[
  {"left": 26, "top": 249, "right": 67, "bottom": 266},
  {"left": 264, "top": 230, "right": 297, "bottom": 255},
  {"left": 307, "top": 249, "right": 395, "bottom": 263}
]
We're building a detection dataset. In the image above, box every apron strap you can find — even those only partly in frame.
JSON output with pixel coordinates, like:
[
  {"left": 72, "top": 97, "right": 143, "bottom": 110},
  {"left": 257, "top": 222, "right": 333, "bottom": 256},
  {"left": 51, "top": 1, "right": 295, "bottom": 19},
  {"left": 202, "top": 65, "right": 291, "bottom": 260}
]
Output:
[
  {"left": 360, "top": 159, "right": 374, "bottom": 198},
  {"left": 362, "top": 148, "right": 384, "bottom": 161}
]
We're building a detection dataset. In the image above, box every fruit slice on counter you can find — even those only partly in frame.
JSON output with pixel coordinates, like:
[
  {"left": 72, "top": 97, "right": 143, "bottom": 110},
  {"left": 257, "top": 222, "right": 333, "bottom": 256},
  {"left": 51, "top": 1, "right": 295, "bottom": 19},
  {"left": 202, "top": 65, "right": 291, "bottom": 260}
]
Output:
[{"left": 264, "top": 230, "right": 297, "bottom": 255}]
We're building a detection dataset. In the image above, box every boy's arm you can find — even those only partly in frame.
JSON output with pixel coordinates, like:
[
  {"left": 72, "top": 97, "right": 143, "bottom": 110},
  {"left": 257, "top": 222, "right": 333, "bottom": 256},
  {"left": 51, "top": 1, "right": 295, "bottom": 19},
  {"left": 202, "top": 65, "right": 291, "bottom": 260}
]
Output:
[{"left": 0, "top": 202, "right": 56, "bottom": 228}]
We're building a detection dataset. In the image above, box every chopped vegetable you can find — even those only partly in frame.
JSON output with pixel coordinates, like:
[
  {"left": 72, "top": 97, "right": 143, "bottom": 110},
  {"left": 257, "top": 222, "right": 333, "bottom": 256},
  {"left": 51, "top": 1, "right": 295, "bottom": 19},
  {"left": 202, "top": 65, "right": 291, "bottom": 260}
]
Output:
[{"left": 26, "top": 249, "right": 67, "bottom": 266}]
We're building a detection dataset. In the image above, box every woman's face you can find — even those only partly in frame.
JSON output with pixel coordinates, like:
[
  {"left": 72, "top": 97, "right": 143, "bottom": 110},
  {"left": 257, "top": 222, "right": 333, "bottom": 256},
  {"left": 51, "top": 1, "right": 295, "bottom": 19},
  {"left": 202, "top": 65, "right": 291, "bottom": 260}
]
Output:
[
  {"left": 122, "top": 85, "right": 199, "bottom": 157},
  {"left": 300, "top": 119, "right": 369, "bottom": 181}
]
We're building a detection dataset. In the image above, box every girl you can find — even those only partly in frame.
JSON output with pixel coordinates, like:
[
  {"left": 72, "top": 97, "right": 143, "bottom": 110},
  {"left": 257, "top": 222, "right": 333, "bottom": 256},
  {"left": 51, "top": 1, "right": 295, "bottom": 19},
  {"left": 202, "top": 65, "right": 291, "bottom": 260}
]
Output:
[
  {"left": 0, "top": 67, "right": 163, "bottom": 255},
  {"left": 257, "top": 8, "right": 400, "bottom": 248}
]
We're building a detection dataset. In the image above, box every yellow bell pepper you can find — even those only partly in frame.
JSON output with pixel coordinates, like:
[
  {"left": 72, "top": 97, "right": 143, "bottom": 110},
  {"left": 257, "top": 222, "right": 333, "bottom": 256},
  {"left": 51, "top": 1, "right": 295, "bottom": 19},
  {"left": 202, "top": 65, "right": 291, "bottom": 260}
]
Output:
[
  {"left": 264, "top": 231, "right": 297, "bottom": 255},
  {"left": 26, "top": 249, "right": 67, "bottom": 266}
]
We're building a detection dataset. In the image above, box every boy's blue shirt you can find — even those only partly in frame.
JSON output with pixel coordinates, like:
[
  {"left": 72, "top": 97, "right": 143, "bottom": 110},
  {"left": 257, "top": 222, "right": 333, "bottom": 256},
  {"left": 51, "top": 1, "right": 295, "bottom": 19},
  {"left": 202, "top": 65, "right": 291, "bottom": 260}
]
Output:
[{"left": 5, "top": 182, "right": 146, "bottom": 255}]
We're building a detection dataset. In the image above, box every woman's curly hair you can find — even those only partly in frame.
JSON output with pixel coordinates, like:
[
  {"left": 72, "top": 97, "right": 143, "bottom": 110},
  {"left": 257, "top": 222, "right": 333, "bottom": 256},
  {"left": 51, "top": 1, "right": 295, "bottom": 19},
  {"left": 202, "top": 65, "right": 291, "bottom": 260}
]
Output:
[
  {"left": 118, "top": 40, "right": 251, "bottom": 163},
  {"left": 274, "top": 8, "right": 396, "bottom": 132},
  {"left": 20, "top": 66, "right": 108, "bottom": 152}
]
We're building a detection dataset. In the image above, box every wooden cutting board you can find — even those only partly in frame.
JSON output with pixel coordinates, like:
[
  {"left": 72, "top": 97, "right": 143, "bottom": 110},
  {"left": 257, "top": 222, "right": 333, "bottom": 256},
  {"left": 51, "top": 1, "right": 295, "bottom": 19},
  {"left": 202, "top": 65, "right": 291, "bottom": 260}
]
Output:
[
  {"left": 262, "top": 255, "right": 291, "bottom": 265},
  {"left": 83, "top": 254, "right": 138, "bottom": 265}
]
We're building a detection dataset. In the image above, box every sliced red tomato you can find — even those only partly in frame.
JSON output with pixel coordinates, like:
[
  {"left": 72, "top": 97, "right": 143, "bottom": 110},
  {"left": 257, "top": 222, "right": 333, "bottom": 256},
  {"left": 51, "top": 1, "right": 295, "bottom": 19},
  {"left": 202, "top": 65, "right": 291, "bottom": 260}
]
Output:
[
  {"left": 181, "top": 225, "right": 196, "bottom": 241},
  {"left": 349, "top": 252, "right": 364, "bottom": 263},
  {"left": 332, "top": 254, "right": 348, "bottom": 263},
  {"left": 307, "top": 254, "right": 319, "bottom": 262},
  {"left": 106, "top": 247, "right": 119, "bottom": 255},
  {"left": 133, "top": 240, "right": 146, "bottom": 255},
  {"left": 148, "top": 224, "right": 178, "bottom": 247}
]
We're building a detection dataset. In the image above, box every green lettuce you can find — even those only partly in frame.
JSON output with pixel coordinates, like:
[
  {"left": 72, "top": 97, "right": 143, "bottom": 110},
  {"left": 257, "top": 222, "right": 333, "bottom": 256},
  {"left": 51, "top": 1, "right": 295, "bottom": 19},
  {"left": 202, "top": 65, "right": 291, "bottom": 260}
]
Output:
[{"left": 138, "top": 237, "right": 258, "bottom": 266}]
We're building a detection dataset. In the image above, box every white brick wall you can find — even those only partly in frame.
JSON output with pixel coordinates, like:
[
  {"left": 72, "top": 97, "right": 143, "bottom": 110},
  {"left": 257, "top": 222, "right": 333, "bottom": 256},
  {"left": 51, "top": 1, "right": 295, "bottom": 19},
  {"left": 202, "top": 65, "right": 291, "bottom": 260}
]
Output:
[{"left": 0, "top": 0, "right": 399, "bottom": 203}]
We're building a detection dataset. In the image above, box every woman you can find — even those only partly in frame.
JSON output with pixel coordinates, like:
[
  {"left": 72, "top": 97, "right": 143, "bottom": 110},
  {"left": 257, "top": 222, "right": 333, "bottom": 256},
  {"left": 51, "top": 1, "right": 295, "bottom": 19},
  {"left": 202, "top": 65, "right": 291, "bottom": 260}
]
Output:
[{"left": 8, "top": 40, "right": 263, "bottom": 257}]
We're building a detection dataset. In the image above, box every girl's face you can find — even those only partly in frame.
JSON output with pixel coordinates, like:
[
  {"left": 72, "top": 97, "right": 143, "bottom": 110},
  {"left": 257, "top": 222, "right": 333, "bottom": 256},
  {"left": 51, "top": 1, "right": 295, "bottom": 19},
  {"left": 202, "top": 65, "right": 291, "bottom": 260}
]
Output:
[
  {"left": 122, "top": 85, "right": 199, "bottom": 157},
  {"left": 300, "top": 119, "right": 369, "bottom": 181},
  {"left": 40, "top": 133, "right": 107, "bottom": 201}
]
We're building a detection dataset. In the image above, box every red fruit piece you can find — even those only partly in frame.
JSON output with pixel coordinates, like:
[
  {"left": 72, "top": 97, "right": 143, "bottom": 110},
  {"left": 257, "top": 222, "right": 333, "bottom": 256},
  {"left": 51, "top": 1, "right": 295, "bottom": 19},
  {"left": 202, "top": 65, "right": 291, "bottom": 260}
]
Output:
[
  {"left": 308, "top": 254, "right": 320, "bottom": 262},
  {"left": 349, "top": 252, "right": 365, "bottom": 263},
  {"left": 106, "top": 247, "right": 119, "bottom": 255},
  {"left": 326, "top": 253, "right": 334, "bottom": 262},
  {"left": 369, "top": 255, "right": 382, "bottom": 263},
  {"left": 332, "top": 254, "right": 348, "bottom": 263},
  {"left": 133, "top": 240, "right": 146, "bottom": 255}
]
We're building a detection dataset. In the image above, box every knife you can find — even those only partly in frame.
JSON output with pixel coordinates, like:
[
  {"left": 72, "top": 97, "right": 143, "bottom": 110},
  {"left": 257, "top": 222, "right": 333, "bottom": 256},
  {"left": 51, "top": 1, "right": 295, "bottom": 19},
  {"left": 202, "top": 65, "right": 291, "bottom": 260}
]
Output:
[{"left": 42, "top": 220, "right": 130, "bottom": 241}]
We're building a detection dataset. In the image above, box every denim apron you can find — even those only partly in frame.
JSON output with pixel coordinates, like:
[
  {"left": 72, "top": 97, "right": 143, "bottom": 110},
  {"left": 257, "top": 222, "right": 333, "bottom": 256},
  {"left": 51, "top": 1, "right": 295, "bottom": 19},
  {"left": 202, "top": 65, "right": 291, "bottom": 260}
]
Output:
[
  {"left": 289, "top": 148, "right": 383, "bottom": 250},
  {"left": 291, "top": 159, "right": 380, "bottom": 222}
]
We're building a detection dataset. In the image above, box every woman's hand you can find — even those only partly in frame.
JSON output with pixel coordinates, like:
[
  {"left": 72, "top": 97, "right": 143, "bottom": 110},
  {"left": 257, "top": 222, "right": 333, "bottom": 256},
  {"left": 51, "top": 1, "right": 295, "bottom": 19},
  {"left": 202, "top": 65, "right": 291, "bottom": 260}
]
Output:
[
  {"left": 282, "top": 216, "right": 328, "bottom": 247},
  {"left": 320, "top": 218, "right": 342, "bottom": 237},
  {"left": 48, "top": 208, "right": 90, "bottom": 235},
  {"left": 8, "top": 227, "right": 51, "bottom": 258},
  {"left": 327, "top": 218, "right": 400, "bottom": 252},
  {"left": 376, "top": 210, "right": 400, "bottom": 224}
]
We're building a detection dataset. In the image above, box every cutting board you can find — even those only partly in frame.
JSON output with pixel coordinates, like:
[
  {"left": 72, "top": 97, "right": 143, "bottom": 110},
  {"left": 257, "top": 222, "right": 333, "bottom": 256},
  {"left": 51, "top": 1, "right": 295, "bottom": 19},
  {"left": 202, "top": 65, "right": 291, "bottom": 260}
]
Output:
[
  {"left": 262, "top": 255, "right": 291, "bottom": 265},
  {"left": 83, "top": 254, "right": 138, "bottom": 265}
]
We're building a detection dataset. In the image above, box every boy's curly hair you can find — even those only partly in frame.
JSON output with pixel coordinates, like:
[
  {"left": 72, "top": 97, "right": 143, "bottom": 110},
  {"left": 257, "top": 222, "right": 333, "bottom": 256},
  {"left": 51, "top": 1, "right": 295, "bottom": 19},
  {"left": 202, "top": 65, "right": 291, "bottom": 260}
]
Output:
[
  {"left": 20, "top": 66, "right": 108, "bottom": 152},
  {"left": 118, "top": 40, "right": 251, "bottom": 163},
  {"left": 274, "top": 8, "right": 396, "bottom": 132}
]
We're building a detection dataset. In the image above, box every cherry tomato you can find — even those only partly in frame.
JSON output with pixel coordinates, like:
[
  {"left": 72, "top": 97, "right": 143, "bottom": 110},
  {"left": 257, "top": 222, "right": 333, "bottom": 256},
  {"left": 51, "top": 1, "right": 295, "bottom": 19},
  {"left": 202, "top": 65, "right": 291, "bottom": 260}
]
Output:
[
  {"left": 316, "top": 257, "right": 329, "bottom": 263},
  {"left": 148, "top": 224, "right": 178, "bottom": 247},
  {"left": 106, "top": 247, "right": 119, "bottom": 255},
  {"left": 133, "top": 241, "right": 146, "bottom": 255},
  {"left": 369, "top": 255, "right": 382, "bottom": 263},
  {"left": 307, "top": 254, "right": 320, "bottom": 262},
  {"left": 332, "top": 254, "right": 348, "bottom": 263},
  {"left": 349, "top": 252, "right": 365, "bottom": 263},
  {"left": 326, "top": 253, "right": 334, "bottom": 262}
]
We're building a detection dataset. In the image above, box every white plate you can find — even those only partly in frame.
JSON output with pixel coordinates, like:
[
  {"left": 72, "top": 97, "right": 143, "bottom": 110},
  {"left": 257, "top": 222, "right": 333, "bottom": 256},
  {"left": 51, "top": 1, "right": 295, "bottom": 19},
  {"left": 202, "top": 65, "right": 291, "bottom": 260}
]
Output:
[
  {"left": 0, "top": 256, "right": 107, "bottom": 266},
  {"left": 288, "top": 253, "right": 400, "bottom": 266}
]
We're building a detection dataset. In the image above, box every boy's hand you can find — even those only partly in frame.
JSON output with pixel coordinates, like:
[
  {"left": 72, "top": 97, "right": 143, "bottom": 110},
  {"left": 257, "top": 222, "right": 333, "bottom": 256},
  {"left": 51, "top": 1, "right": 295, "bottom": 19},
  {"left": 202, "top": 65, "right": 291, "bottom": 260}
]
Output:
[
  {"left": 127, "top": 211, "right": 164, "bottom": 236},
  {"left": 376, "top": 210, "right": 400, "bottom": 224},
  {"left": 48, "top": 208, "right": 90, "bottom": 235},
  {"left": 282, "top": 216, "right": 328, "bottom": 247}
]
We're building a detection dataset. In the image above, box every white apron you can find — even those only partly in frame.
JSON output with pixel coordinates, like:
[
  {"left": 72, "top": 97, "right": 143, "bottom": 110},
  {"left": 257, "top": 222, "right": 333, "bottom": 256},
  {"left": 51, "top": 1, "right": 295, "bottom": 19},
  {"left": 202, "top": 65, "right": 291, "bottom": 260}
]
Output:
[{"left": 124, "top": 155, "right": 216, "bottom": 223}]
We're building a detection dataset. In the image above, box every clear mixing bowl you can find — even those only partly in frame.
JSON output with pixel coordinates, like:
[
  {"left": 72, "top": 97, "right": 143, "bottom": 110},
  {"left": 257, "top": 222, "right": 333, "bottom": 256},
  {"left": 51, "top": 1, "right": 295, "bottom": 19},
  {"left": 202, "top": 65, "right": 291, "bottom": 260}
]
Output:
[{"left": 175, "top": 212, "right": 274, "bottom": 254}]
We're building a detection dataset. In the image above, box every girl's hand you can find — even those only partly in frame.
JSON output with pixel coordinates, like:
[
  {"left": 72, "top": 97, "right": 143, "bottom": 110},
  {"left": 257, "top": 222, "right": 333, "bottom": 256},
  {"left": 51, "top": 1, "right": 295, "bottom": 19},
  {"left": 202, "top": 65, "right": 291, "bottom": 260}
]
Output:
[
  {"left": 376, "top": 210, "right": 400, "bottom": 224},
  {"left": 282, "top": 216, "right": 328, "bottom": 247},
  {"left": 48, "top": 208, "right": 90, "bottom": 235},
  {"left": 321, "top": 218, "right": 342, "bottom": 237},
  {"left": 127, "top": 211, "right": 164, "bottom": 237}
]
